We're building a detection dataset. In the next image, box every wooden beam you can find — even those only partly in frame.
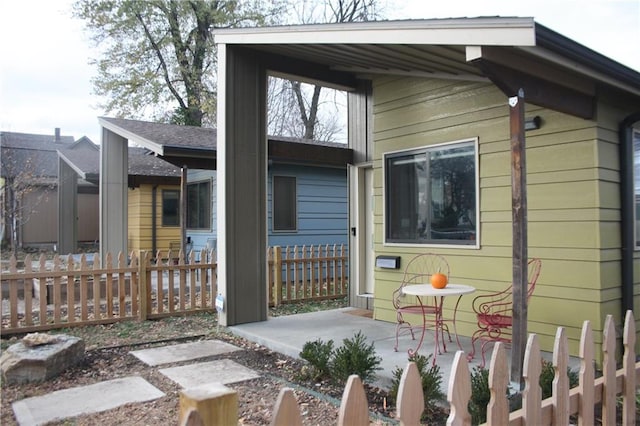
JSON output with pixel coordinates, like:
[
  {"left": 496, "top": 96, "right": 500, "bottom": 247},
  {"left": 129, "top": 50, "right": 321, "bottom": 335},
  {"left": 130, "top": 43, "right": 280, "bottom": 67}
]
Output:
[
  {"left": 472, "top": 59, "right": 595, "bottom": 119},
  {"left": 510, "top": 89, "right": 528, "bottom": 386}
]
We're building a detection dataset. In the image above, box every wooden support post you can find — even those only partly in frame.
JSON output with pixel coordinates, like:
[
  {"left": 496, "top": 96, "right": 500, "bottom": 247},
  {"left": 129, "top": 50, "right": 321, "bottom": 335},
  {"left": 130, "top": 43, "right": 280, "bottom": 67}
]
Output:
[
  {"left": 179, "top": 383, "right": 238, "bottom": 426},
  {"left": 509, "top": 89, "right": 528, "bottom": 386},
  {"left": 181, "top": 166, "right": 188, "bottom": 264},
  {"left": 274, "top": 246, "right": 282, "bottom": 306}
]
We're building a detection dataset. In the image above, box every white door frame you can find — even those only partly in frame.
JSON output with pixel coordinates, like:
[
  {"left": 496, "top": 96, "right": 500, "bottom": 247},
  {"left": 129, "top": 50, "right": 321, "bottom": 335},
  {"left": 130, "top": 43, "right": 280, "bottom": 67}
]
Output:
[{"left": 349, "top": 162, "right": 374, "bottom": 309}]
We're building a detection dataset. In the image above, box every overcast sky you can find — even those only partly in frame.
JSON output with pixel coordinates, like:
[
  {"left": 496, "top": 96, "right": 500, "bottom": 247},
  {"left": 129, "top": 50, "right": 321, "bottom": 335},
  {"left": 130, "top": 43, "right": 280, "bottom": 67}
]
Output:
[{"left": 1, "top": 0, "right": 638, "bottom": 144}]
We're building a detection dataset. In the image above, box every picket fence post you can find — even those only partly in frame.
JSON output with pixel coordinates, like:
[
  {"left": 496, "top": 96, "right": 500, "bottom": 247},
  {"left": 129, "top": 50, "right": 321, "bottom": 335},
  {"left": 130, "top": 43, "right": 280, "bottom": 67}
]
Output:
[{"left": 273, "top": 246, "right": 282, "bottom": 306}]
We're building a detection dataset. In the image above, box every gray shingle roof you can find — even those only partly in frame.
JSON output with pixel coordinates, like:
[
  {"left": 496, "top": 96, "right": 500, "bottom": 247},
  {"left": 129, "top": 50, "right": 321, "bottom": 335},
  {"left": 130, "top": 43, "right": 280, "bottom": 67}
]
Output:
[
  {"left": 100, "top": 117, "right": 216, "bottom": 151},
  {"left": 1, "top": 130, "right": 77, "bottom": 179}
]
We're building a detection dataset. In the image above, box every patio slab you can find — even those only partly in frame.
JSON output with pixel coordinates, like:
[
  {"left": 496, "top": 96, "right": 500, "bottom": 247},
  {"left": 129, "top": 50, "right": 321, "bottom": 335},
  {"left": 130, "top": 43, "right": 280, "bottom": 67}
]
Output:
[
  {"left": 11, "top": 376, "right": 164, "bottom": 426},
  {"left": 130, "top": 340, "right": 240, "bottom": 366},
  {"left": 159, "top": 359, "right": 260, "bottom": 388},
  {"left": 229, "top": 307, "right": 482, "bottom": 390}
]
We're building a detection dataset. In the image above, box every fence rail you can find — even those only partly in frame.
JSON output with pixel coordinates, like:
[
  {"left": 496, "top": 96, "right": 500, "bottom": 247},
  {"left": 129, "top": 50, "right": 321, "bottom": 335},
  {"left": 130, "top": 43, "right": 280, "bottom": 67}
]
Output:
[
  {"left": 180, "top": 311, "right": 640, "bottom": 425},
  {"left": 1, "top": 244, "right": 347, "bottom": 334}
]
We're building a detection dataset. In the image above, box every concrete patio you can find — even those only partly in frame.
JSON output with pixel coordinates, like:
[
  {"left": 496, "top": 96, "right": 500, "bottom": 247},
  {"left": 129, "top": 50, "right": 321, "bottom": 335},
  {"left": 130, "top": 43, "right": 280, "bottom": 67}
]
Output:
[{"left": 229, "top": 307, "right": 486, "bottom": 390}]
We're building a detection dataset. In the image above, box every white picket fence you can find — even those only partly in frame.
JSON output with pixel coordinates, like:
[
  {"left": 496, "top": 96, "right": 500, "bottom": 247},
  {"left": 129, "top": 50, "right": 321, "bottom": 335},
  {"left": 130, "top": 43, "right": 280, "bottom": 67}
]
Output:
[{"left": 179, "top": 311, "right": 639, "bottom": 425}]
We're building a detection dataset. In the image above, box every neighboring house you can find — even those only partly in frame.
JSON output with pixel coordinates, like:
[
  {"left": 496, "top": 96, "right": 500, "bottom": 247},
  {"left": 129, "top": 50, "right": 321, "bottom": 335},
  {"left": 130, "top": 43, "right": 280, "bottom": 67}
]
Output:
[
  {"left": 58, "top": 144, "right": 181, "bottom": 255},
  {"left": 89, "top": 117, "right": 352, "bottom": 263},
  {"left": 187, "top": 135, "right": 350, "bottom": 252},
  {"left": 0, "top": 129, "right": 98, "bottom": 250},
  {"left": 206, "top": 16, "right": 640, "bottom": 360}
]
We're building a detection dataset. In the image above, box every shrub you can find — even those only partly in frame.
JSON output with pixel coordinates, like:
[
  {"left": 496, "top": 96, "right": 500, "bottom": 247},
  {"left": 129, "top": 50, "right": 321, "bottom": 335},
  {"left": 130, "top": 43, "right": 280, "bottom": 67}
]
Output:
[
  {"left": 331, "top": 331, "right": 382, "bottom": 384},
  {"left": 469, "top": 366, "right": 491, "bottom": 425},
  {"left": 389, "top": 353, "right": 445, "bottom": 421},
  {"left": 299, "top": 338, "right": 334, "bottom": 380},
  {"left": 539, "top": 359, "right": 579, "bottom": 399}
]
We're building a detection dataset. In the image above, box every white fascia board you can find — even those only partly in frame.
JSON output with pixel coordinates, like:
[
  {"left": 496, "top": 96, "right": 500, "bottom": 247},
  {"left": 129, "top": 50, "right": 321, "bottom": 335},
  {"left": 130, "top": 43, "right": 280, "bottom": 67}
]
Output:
[
  {"left": 57, "top": 151, "right": 89, "bottom": 179},
  {"left": 213, "top": 18, "right": 536, "bottom": 47},
  {"left": 98, "top": 117, "right": 165, "bottom": 155}
]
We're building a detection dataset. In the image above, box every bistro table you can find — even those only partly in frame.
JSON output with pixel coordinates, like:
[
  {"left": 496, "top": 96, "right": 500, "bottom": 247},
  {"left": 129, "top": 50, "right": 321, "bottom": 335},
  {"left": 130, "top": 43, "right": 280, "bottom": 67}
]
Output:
[{"left": 401, "top": 283, "right": 475, "bottom": 364}]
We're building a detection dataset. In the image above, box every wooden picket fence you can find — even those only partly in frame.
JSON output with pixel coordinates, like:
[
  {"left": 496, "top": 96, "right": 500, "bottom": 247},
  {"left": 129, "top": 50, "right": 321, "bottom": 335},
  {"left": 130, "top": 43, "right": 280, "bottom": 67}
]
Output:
[
  {"left": 179, "top": 311, "right": 639, "bottom": 425},
  {"left": 267, "top": 244, "right": 348, "bottom": 306},
  {"left": 1, "top": 243, "right": 349, "bottom": 333},
  {"left": 0, "top": 249, "right": 217, "bottom": 334}
]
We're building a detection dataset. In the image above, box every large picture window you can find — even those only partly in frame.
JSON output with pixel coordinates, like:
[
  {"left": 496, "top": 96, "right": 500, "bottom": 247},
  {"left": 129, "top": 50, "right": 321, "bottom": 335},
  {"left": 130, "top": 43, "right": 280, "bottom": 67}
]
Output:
[
  {"left": 385, "top": 139, "right": 478, "bottom": 245},
  {"left": 273, "top": 176, "right": 297, "bottom": 232},
  {"left": 162, "top": 189, "right": 180, "bottom": 227},
  {"left": 187, "top": 180, "right": 211, "bottom": 229}
]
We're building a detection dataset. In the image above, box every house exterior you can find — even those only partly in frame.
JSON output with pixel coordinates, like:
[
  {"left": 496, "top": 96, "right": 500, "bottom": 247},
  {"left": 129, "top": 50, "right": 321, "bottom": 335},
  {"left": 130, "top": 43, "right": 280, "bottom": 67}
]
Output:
[
  {"left": 0, "top": 129, "right": 99, "bottom": 250},
  {"left": 187, "top": 137, "right": 349, "bottom": 252},
  {"left": 209, "top": 17, "right": 640, "bottom": 359},
  {"left": 58, "top": 143, "right": 182, "bottom": 254},
  {"left": 94, "top": 118, "right": 352, "bottom": 262}
]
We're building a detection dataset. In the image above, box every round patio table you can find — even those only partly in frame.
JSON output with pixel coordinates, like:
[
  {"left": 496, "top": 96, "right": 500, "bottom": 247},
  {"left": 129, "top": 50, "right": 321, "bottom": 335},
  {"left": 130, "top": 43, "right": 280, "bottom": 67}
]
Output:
[{"left": 401, "top": 283, "right": 475, "bottom": 364}]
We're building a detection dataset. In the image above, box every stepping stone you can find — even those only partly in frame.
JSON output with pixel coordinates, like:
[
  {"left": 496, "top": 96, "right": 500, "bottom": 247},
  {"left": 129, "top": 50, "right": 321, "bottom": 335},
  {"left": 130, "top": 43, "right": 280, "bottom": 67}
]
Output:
[
  {"left": 159, "top": 359, "right": 260, "bottom": 388},
  {"left": 131, "top": 340, "right": 240, "bottom": 366},
  {"left": 12, "top": 376, "right": 164, "bottom": 426}
]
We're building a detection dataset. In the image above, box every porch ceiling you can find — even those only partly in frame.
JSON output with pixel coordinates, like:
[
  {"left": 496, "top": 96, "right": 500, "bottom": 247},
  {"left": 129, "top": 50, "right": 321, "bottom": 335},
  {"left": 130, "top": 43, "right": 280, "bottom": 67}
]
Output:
[{"left": 214, "top": 17, "right": 640, "bottom": 105}]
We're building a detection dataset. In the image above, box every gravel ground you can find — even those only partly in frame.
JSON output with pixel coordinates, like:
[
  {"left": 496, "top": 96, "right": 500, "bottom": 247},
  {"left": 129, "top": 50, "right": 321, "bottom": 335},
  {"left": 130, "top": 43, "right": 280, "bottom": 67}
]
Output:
[{"left": 1, "top": 309, "right": 407, "bottom": 425}]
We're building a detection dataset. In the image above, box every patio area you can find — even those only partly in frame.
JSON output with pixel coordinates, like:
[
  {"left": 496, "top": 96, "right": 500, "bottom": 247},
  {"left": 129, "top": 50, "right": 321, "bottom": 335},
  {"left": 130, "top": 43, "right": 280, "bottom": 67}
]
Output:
[{"left": 230, "top": 307, "right": 486, "bottom": 390}]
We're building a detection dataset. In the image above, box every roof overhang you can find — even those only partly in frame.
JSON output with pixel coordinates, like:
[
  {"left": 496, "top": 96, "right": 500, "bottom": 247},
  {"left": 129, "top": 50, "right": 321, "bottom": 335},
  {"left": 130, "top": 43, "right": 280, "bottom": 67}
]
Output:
[
  {"left": 214, "top": 18, "right": 640, "bottom": 119},
  {"left": 99, "top": 117, "right": 216, "bottom": 169}
]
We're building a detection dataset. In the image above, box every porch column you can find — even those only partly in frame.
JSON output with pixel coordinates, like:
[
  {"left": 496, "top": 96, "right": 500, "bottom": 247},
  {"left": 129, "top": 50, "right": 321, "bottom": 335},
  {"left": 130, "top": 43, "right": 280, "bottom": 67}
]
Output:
[
  {"left": 99, "top": 128, "right": 128, "bottom": 262},
  {"left": 216, "top": 44, "right": 267, "bottom": 325},
  {"left": 57, "top": 158, "right": 77, "bottom": 255}
]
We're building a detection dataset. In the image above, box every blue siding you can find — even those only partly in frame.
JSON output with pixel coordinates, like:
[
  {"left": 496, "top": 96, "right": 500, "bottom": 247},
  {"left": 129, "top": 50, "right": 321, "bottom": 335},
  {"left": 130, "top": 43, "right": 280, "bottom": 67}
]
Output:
[
  {"left": 186, "top": 164, "right": 348, "bottom": 251},
  {"left": 268, "top": 164, "right": 348, "bottom": 247}
]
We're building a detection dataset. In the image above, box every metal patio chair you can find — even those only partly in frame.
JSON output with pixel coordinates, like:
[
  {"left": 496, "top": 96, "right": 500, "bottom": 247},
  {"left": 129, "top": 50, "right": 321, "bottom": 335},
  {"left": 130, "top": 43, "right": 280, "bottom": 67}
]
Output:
[
  {"left": 467, "top": 258, "right": 542, "bottom": 367},
  {"left": 392, "top": 253, "right": 451, "bottom": 352}
]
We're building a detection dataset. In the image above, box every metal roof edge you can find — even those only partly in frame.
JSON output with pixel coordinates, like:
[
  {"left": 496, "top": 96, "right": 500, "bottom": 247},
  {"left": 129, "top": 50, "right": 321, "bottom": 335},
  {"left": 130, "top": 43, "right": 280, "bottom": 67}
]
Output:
[
  {"left": 534, "top": 22, "right": 640, "bottom": 93},
  {"left": 214, "top": 17, "right": 536, "bottom": 46}
]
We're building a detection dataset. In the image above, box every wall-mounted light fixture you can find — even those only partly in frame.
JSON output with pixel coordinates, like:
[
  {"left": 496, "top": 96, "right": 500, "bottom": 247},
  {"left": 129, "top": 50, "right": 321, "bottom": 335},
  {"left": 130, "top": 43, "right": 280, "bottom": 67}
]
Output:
[{"left": 525, "top": 116, "right": 542, "bottom": 131}]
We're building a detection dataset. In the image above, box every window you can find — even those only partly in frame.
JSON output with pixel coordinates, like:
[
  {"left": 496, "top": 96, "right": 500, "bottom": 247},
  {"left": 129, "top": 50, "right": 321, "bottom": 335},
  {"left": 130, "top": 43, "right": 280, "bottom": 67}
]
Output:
[
  {"left": 162, "top": 189, "right": 180, "bottom": 226},
  {"left": 273, "top": 176, "right": 296, "bottom": 231},
  {"left": 187, "top": 180, "right": 211, "bottom": 229},
  {"left": 634, "top": 130, "right": 640, "bottom": 248},
  {"left": 385, "top": 139, "right": 478, "bottom": 245}
]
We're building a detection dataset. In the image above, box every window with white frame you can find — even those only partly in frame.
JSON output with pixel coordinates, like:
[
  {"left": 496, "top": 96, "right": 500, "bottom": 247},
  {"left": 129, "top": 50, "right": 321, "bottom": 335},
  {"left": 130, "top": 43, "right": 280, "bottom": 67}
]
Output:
[
  {"left": 273, "top": 176, "right": 297, "bottom": 232},
  {"left": 634, "top": 129, "right": 640, "bottom": 248},
  {"left": 187, "top": 180, "right": 211, "bottom": 229},
  {"left": 385, "top": 139, "right": 478, "bottom": 245}
]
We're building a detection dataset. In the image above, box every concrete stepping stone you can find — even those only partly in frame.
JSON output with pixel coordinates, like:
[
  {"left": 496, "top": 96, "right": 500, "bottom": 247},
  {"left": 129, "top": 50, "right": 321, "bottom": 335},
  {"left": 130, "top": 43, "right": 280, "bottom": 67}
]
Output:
[
  {"left": 130, "top": 340, "right": 240, "bottom": 366},
  {"left": 159, "top": 359, "right": 260, "bottom": 388},
  {"left": 12, "top": 376, "right": 164, "bottom": 426}
]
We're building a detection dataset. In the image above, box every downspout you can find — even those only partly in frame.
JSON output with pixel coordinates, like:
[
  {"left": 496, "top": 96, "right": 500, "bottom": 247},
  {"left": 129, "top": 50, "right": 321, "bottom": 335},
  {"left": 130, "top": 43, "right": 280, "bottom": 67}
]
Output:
[
  {"left": 619, "top": 112, "right": 640, "bottom": 316},
  {"left": 152, "top": 185, "right": 158, "bottom": 257}
]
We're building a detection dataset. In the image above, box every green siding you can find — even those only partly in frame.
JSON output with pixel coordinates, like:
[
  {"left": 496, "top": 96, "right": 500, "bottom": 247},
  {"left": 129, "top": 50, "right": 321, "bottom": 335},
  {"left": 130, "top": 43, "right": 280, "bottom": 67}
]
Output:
[{"left": 370, "top": 76, "right": 638, "bottom": 358}]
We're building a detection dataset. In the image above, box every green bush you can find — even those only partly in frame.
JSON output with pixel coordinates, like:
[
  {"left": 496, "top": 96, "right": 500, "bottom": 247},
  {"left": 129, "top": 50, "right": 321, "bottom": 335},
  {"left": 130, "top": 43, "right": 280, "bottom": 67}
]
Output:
[
  {"left": 331, "top": 331, "right": 382, "bottom": 384},
  {"left": 299, "top": 338, "right": 334, "bottom": 380},
  {"left": 469, "top": 360, "right": 580, "bottom": 424},
  {"left": 389, "top": 353, "right": 445, "bottom": 421},
  {"left": 539, "top": 359, "right": 579, "bottom": 399},
  {"left": 469, "top": 366, "right": 491, "bottom": 425}
]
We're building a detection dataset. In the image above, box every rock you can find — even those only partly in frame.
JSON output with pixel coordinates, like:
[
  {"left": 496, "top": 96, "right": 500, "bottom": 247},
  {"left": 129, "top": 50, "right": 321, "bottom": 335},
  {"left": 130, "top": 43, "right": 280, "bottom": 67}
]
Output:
[
  {"left": 1, "top": 334, "right": 84, "bottom": 385},
  {"left": 22, "top": 332, "right": 60, "bottom": 347}
]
